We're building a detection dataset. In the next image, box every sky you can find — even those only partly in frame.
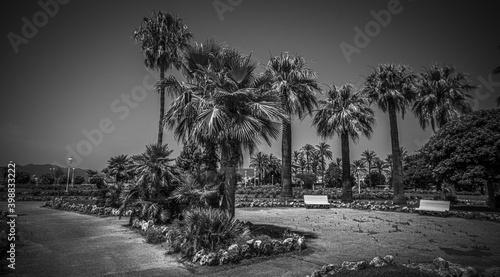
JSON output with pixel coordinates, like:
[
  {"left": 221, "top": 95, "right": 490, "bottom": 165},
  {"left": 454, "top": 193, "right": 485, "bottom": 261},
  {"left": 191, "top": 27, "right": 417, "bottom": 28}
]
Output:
[{"left": 1, "top": 0, "right": 499, "bottom": 171}]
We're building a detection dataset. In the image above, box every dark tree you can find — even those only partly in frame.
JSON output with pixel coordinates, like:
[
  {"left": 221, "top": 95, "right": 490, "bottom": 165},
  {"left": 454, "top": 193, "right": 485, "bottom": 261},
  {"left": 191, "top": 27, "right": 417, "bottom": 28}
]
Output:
[{"left": 423, "top": 109, "right": 500, "bottom": 210}]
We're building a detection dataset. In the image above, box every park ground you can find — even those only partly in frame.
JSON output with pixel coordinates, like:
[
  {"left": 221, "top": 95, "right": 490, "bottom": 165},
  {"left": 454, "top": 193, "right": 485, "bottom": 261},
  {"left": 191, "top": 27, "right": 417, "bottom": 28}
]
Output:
[{"left": 2, "top": 202, "right": 500, "bottom": 276}]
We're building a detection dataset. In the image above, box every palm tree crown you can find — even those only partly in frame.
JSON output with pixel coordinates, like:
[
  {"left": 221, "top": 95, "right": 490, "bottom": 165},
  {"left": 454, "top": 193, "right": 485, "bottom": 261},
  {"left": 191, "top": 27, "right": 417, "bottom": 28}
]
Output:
[{"left": 413, "top": 63, "right": 477, "bottom": 132}]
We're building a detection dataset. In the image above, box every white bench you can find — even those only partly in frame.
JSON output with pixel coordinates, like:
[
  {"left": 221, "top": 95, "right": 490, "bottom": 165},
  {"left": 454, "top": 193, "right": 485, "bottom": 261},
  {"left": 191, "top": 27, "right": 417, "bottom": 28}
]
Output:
[
  {"left": 415, "top": 200, "right": 450, "bottom": 212},
  {"left": 304, "top": 195, "right": 330, "bottom": 209}
]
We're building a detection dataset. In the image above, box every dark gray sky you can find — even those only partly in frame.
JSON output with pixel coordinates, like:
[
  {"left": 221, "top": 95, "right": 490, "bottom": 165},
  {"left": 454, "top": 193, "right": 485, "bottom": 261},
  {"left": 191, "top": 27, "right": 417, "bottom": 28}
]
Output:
[{"left": 1, "top": 0, "right": 499, "bottom": 170}]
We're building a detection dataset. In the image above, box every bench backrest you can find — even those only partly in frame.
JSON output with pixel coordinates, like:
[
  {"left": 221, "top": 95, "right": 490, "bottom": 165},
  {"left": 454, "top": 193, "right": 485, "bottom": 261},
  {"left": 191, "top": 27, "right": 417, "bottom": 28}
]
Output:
[
  {"left": 418, "top": 200, "right": 450, "bottom": 211},
  {"left": 304, "top": 195, "right": 329, "bottom": 204}
]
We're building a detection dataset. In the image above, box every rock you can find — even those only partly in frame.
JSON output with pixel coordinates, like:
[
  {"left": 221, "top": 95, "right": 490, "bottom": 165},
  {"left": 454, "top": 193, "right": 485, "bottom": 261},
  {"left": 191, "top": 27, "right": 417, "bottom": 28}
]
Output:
[
  {"left": 253, "top": 240, "right": 262, "bottom": 253},
  {"left": 297, "top": 236, "right": 306, "bottom": 250},
  {"left": 283, "top": 238, "right": 295, "bottom": 252},
  {"left": 261, "top": 241, "right": 273, "bottom": 256},
  {"left": 369, "top": 256, "right": 387, "bottom": 268},
  {"left": 218, "top": 251, "right": 229, "bottom": 265},
  {"left": 192, "top": 249, "right": 207, "bottom": 263},
  {"left": 200, "top": 252, "right": 218, "bottom": 266},
  {"left": 383, "top": 255, "right": 395, "bottom": 264},
  {"left": 240, "top": 244, "right": 252, "bottom": 259},
  {"left": 341, "top": 261, "right": 358, "bottom": 270},
  {"left": 227, "top": 244, "right": 241, "bottom": 262},
  {"left": 433, "top": 257, "right": 449, "bottom": 271}
]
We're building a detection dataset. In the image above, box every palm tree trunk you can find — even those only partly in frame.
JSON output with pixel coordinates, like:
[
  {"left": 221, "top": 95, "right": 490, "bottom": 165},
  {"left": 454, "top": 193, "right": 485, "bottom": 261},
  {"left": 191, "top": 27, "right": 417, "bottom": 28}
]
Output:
[
  {"left": 341, "top": 132, "right": 352, "bottom": 202},
  {"left": 157, "top": 68, "right": 165, "bottom": 146},
  {"left": 281, "top": 115, "right": 293, "bottom": 199},
  {"left": 388, "top": 105, "right": 406, "bottom": 204},
  {"left": 220, "top": 141, "right": 238, "bottom": 218}
]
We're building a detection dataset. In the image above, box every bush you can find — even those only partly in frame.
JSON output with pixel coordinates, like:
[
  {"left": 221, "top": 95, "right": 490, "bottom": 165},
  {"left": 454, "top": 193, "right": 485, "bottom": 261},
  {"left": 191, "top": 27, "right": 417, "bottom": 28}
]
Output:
[
  {"left": 295, "top": 173, "right": 317, "bottom": 189},
  {"left": 145, "top": 227, "right": 167, "bottom": 244},
  {"left": 166, "top": 207, "right": 249, "bottom": 259}
]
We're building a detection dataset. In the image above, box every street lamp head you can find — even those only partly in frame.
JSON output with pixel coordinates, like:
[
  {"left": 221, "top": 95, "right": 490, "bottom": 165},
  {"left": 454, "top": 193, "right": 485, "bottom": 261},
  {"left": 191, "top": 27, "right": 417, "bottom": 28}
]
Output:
[{"left": 68, "top": 157, "right": 73, "bottom": 165}]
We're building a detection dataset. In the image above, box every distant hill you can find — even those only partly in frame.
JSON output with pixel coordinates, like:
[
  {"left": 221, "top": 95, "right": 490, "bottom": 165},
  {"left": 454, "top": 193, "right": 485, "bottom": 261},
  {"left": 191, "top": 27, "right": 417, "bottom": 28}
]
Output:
[{"left": 16, "top": 164, "right": 89, "bottom": 178}]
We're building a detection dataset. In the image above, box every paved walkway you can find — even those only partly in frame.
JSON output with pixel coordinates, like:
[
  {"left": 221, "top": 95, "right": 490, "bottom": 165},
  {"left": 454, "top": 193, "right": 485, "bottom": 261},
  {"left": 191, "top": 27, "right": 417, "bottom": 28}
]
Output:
[{"left": 9, "top": 202, "right": 192, "bottom": 277}]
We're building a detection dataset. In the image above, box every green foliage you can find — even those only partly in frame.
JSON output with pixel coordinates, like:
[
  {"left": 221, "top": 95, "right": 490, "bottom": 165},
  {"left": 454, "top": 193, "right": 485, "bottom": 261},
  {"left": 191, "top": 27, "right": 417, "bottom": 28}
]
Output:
[
  {"left": 324, "top": 162, "right": 342, "bottom": 188},
  {"left": 15, "top": 171, "right": 31, "bottom": 184},
  {"left": 403, "top": 152, "right": 435, "bottom": 190},
  {"left": 166, "top": 207, "right": 249, "bottom": 259},
  {"left": 364, "top": 172, "right": 386, "bottom": 188},
  {"left": 424, "top": 109, "right": 500, "bottom": 190},
  {"left": 145, "top": 227, "right": 167, "bottom": 244},
  {"left": 74, "top": 175, "right": 86, "bottom": 185},
  {"left": 295, "top": 172, "right": 317, "bottom": 189},
  {"left": 176, "top": 143, "right": 212, "bottom": 174}
]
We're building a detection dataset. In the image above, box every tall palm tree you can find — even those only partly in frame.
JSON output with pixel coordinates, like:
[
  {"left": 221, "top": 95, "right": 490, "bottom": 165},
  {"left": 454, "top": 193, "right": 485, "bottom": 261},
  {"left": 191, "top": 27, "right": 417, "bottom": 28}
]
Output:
[
  {"left": 266, "top": 53, "right": 320, "bottom": 198},
  {"left": 364, "top": 63, "right": 417, "bottom": 204},
  {"left": 316, "top": 142, "right": 333, "bottom": 184},
  {"left": 133, "top": 11, "right": 193, "bottom": 145},
  {"left": 250, "top": 151, "right": 269, "bottom": 186},
  {"left": 104, "top": 154, "right": 130, "bottom": 189},
  {"left": 413, "top": 63, "right": 477, "bottom": 132},
  {"left": 163, "top": 44, "right": 286, "bottom": 217},
  {"left": 312, "top": 84, "right": 375, "bottom": 202},
  {"left": 300, "top": 143, "right": 316, "bottom": 173},
  {"left": 360, "top": 150, "right": 377, "bottom": 188}
]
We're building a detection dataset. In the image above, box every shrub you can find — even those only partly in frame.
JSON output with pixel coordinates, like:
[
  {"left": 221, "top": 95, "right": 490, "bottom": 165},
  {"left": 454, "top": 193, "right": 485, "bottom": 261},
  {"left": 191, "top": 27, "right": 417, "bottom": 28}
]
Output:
[
  {"left": 295, "top": 173, "right": 317, "bottom": 189},
  {"left": 166, "top": 207, "right": 249, "bottom": 259},
  {"left": 145, "top": 227, "right": 167, "bottom": 244}
]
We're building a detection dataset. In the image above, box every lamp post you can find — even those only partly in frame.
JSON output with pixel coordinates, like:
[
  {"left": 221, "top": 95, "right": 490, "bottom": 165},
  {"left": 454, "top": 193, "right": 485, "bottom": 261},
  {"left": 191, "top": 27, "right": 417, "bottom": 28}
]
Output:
[
  {"left": 244, "top": 170, "right": 247, "bottom": 187},
  {"left": 66, "top": 157, "right": 73, "bottom": 192},
  {"left": 71, "top": 167, "right": 75, "bottom": 188}
]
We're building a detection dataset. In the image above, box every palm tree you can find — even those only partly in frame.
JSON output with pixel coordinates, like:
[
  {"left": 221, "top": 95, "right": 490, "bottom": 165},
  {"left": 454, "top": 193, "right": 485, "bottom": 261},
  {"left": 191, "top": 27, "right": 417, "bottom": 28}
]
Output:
[
  {"left": 266, "top": 53, "right": 320, "bottom": 198},
  {"left": 291, "top": 150, "right": 302, "bottom": 175},
  {"left": 268, "top": 154, "right": 281, "bottom": 185},
  {"left": 163, "top": 44, "right": 286, "bottom": 218},
  {"left": 316, "top": 142, "right": 333, "bottom": 184},
  {"left": 335, "top": 157, "right": 342, "bottom": 167},
  {"left": 312, "top": 84, "right": 375, "bottom": 202},
  {"left": 364, "top": 63, "right": 417, "bottom": 204},
  {"left": 104, "top": 154, "right": 130, "bottom": 189},
  {"left": 413, "top": 63, "right": 477, "bottom": 132},
  {"left": 128, "top": 144, "right": 180, "bottom": 200},
  {"left": 351, "top": 159, "right": 367, "bottom": 193},
  {"left": 133, "top": 11, "right": 193, "bottom": 145},
  {"left": 360, "top": 150, "right": 377, "bottom": 188},
  {"left": 373, "top": 158, "right": 390, "bottom": 180},
  {"left": 250, "top": 151, "right": 269, "bottom": 186},
  {"left": 300, "top": 143, "right": 316, "bottom": 173}
]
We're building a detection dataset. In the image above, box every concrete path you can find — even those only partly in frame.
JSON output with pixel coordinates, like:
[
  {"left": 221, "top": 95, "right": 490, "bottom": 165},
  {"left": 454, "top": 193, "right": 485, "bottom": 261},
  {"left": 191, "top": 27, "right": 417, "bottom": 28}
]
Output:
[
  {"left": 4, "top": 203, "right": 500, "bottom": 277},
  {"left": 8, "top": 202, "right": 192, "bottom": 277}
]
